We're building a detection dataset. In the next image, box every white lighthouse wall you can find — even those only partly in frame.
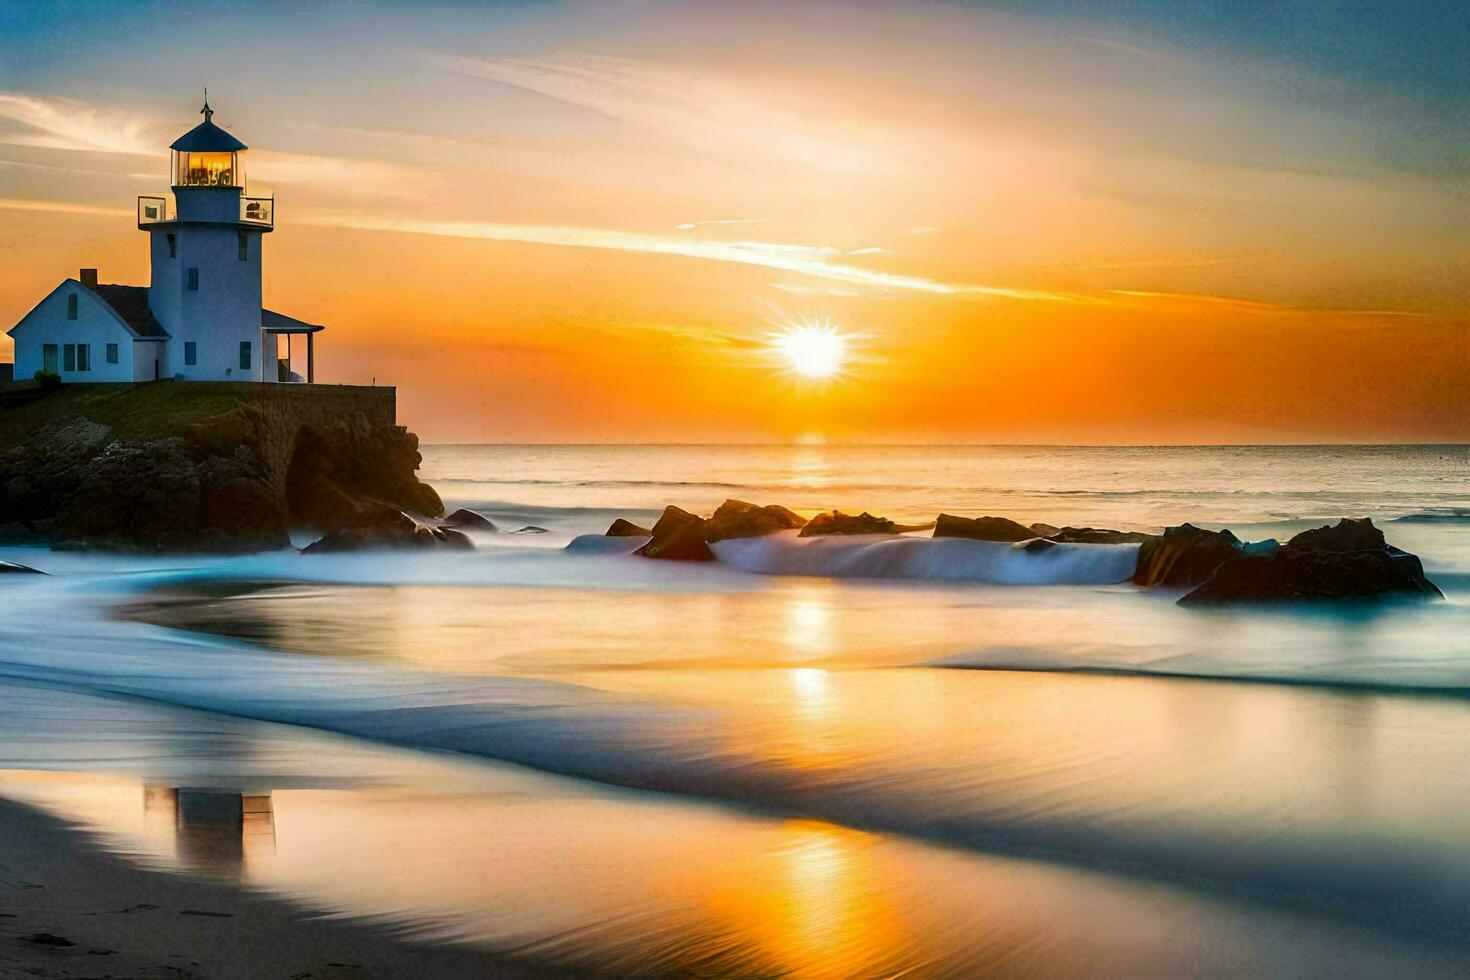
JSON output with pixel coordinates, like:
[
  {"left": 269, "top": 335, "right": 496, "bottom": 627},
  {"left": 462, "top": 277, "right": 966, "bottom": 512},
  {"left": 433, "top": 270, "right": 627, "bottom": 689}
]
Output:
[
  {"left": 147, "top": 231, "right": 181, "bottom": 370},
  {"left": 153, "top": 224, "right": 265, "bottom": 381},
  {"left": 8, "top": 282, "right": 135, "bottom": 382}
]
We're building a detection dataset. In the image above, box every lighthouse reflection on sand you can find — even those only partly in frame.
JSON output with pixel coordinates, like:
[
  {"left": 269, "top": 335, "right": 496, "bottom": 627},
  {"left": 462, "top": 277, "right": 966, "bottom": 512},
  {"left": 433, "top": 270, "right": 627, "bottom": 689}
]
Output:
[{"left": 144, "top": 785, "right": 276, "bottom": 877}]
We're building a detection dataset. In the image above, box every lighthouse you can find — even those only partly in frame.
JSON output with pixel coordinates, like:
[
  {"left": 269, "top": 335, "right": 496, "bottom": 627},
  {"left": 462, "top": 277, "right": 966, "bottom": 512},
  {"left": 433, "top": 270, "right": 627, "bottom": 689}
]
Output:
[
  {"left": 9, "top": 95, "right": 324, "bottom": 385},
  {"left": 141, "top": 97, "right": 272, "bottom": 380}
]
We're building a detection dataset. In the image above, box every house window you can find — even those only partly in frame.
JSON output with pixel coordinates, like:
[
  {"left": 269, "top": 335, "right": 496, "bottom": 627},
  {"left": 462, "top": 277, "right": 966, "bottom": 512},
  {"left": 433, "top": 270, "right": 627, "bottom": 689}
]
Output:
[
  {"left": 187, "top": 268, "right": 199, "bottom": 291},
  {"left": 167, "top": 234, "right": 177, "bottom": 258},
  {"left": 106, "top": 343, "right": 119, "bottom": 364},
  {"left": 184, "top": 342, "right": 197, "bottom": 366},
  {"left": 43, "top": 344, "right": 58, "bottom": 373},
  {"left": 63, "top": 344, "right": 76, "bottom": 372},
  {"left": 238, "top": 233, "right": 248, "bottom": 262},
  {"left": 67, "top": 294, "right": 78, "bottom": 320},
  {"left": 239, "top": 341, "right": 251, "bottom": 370},
  {"left": 76, "top": 344, "right": 90, "bottom": 372}
]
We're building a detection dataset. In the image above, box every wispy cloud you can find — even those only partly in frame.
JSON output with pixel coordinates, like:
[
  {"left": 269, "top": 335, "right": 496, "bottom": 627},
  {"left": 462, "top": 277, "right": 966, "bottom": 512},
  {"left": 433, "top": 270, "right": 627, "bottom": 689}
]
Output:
[
  {"left": 304, "top": 209, "right": 1069, "bottom": 301},
  {"left": 1074, "top": 255, "right": 1245, "bottom": 271},
  {"left": 848, "top": 246, "right": 891, "bottom": 256},
  {"left": 434, "top": 52, "right": 888, "bottom": 175},
  {"left": 1070, "top": 36, "right": 1174, "bottom": 65},
  {"left": 0, "top": 197, "right": 130, "bottom": 217},
  {"left": 676, "top": 218, "right": 763, "bottom": 230},
  {"left": 1108, "top": 289, "right": 1433, "bottom": 318},
  {"left": 0, "top": 93, "right": 157, "bottom": 155},
  {"left": 0, "top": 93, "right": 428, "bottom": 196}
]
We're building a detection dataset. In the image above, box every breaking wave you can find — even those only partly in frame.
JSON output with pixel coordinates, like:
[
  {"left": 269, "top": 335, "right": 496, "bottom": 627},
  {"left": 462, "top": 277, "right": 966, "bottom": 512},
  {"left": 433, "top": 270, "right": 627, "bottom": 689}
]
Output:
[
  {"left": 709, "top": 531, "right": 1140, "bottom": 585},
  {"left": 563, "top": 530, "right": 1141, "bottom": 585}
]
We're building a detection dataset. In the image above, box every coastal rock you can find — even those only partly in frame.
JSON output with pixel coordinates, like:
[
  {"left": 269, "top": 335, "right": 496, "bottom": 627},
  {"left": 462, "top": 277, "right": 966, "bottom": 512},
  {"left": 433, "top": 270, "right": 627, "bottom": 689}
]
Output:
[
  {"left": 1013, "top": 537, "right": 1057, "bottom": 552},
  {"left": 0, "top": 560, "right": 45, "bottom": 574},
  {"left": 703, "top": 499, "right": 807, "bottom": 542},
  {"left": 933, "top": 514, "right": 1036, "bottom": 542},
  {"left": 636, "top": 506, "right": 715, "bottom": 561},
  {"left": 442, "top": 508, "right": 498, "bottom": 531},
  {"left": 511, "top": 526, "right": 549, "bottom": 534},
  {"left": 799, "top": 511, "right": 935, "bottom": 537},
  {"left": 0, "top": 382, "right": 443, "bottom": 552},
  {"left": 1029, "top": 522, "right": 1062, "bottom": 538},
  {"left": 1132, "top": 524, "right": 1244, "bottom": 588},
  {"left": 605, "top": 518, "right": 653, "bottom": 537},
  {"left": 1287, "top": 517, "right": 1384, "bottom": 552},
  {"left": 1046, "top": 526, "right": 1156, "bottom": 544},
  {"left": 303, "top": 506, "right": 473, "bottom": 553},
  {"left": 1180, "top": 519, "right": 1441, "bottom": 604}
]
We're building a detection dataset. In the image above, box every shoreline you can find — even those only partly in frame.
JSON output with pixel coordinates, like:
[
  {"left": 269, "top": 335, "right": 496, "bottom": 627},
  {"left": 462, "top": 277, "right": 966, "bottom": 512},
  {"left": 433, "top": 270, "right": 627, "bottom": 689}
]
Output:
[{"left": 0, "top": 795, "right": 568, "bottom": 979}]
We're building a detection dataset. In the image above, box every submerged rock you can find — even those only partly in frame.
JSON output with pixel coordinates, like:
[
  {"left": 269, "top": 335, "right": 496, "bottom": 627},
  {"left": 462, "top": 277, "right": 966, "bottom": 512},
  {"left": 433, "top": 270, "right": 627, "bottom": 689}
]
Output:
[
  {"left": 1047, "top": 526, "right": 1156, "bottom": 544},
  {"left": 1179, "top": 518, "right": 1441, "bottom": 604},
  {"left": 703, "top": 499, "right": 807, "bottom": 542},
  {"left": 1013, "top": 537, "right": 1057, "bottom": 553},
  {"left": 799, "top": 511, "right": 935, "bottom": 537},
  {"left": 442, "top": 508, "right": 497, "bottom": 531},
  {"left": 933, "top": 514, "right": 1036, "bottom": 542},
  {"left": 606, "top": 518, "right": 653, "bottom": 537},
  {"left": 511, "top": 526, "right": 549, "bottom": 534},
  {"left": 636, "top": 505, "right": 715, "bottom": 561},
  {"left": 0, "top": 560, "right": 45, "bottom": 574},
  {"left": 1132, "top": 524, "right": 1244, "bottom": 588},
  {"left": 303, "top": 506, "right": 473, "bottom": 553}
]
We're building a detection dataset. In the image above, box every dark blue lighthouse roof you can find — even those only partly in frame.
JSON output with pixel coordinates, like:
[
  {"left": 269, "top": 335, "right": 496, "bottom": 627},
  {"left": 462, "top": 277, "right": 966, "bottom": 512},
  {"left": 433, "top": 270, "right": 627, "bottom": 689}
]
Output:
[{"left": 169, "top": 101, "right": 246, "bottom": 152}]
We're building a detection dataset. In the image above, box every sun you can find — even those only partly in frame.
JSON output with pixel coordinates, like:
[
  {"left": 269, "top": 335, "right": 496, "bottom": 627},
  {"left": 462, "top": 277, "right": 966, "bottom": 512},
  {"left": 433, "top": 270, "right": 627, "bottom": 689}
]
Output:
[{"left": 772, "top": 320, "right": 848, "bottom": 379}]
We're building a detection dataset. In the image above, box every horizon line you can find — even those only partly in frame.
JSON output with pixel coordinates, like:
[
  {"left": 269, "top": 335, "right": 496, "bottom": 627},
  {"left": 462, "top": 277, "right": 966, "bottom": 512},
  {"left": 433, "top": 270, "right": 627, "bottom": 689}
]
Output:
[{"left": 420, "top": 441, "right": 1470, "bottom": 449}]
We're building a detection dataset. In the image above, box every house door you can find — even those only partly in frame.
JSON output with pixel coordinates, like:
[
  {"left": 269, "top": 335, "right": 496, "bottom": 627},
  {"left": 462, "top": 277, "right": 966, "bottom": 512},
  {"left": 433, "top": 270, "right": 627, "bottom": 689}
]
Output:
[
  {"left": 42, "top": 344, "right": 58, "bottom": 374},
  {"left": 153, "top": 353, "right": 160, "bottom": 380}
]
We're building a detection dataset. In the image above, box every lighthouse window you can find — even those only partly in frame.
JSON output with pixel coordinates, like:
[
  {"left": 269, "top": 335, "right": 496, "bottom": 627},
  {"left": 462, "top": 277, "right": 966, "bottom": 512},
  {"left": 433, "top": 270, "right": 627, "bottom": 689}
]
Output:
[
  {"left": 187, "top": 268, "right": 199, "bottom": 291},
  {"left": 167, "top": 234, "right": 176, "bottom": 258},
  {"left": 106, "top": 343, "right": 119, "bottom": 364},
  {"left": 238, "top": 233, "right": 248, "bottom": 262},
  {"left": 177, "top": 151, "right": 236, "bottom": 187},
  {"left": 67, "top": 294, "right": 78, "bottom": 320},
  {"left": 239, "top": 342, "right": 252, "bottom": 370},
  {"left": 184, "top": 342, "right": 197, "bottom": 366}
]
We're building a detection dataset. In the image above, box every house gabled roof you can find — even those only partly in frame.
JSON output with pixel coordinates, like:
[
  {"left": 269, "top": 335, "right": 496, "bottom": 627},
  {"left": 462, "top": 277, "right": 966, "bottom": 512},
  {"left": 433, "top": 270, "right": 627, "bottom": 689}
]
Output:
[
  {"left": 90, "top": 285, "right": 169, "bottom": 338},
  {"left": 7, "top": 280, "right": 168, "bottom": 340}
]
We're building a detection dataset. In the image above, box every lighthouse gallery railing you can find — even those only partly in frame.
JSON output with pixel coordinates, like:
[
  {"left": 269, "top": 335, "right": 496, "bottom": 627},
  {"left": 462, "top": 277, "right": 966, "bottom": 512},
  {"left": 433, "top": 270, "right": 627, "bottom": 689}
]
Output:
[{"left": 137, "top": 195, "right": 275, "bottom": 228}]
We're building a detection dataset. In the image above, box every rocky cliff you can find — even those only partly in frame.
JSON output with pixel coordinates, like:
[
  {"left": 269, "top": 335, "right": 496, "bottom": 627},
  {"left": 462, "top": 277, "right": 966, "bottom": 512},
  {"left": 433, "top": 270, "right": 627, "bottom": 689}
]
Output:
[{"left": 0, "top": 382, "right": 442, "bottom": 551}]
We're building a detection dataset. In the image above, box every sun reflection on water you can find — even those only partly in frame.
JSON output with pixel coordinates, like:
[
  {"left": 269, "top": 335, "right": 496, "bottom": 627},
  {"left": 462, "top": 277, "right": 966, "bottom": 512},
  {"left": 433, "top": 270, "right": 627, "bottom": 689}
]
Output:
[{"left": 696, "top": 818, "right": 910, "bottom": 979}]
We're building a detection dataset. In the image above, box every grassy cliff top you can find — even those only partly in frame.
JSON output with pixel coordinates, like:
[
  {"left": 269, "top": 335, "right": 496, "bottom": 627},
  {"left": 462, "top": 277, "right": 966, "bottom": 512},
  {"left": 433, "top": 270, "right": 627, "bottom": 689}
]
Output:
[{"left": 0, "top": 381, "right": 391, "bottom": 448}]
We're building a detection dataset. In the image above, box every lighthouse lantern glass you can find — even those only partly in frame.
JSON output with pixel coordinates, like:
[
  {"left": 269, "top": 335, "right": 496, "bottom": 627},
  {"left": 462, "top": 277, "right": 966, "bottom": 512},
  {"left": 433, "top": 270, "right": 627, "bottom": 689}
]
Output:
[{"left": 174, "top": 150, "right": 241, "bottom": 187}]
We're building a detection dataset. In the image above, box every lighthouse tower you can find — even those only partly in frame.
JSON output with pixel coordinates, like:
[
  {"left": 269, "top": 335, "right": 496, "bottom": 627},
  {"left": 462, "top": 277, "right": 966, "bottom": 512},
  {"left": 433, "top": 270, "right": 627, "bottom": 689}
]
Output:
[{"left": 140, "top": 97, "right": 273, "bottom": 380}]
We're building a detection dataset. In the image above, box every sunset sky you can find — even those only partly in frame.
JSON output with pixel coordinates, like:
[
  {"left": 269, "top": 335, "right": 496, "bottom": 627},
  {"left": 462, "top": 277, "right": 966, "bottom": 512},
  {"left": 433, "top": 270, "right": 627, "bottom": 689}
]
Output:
[{"left": 1, "top": 0, "right": 1466, "bottom": 443}]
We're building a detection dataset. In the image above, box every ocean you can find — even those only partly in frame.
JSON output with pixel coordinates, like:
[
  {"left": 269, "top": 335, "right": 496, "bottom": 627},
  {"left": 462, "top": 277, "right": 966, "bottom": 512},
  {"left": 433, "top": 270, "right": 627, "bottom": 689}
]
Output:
[{"left": 1, "top": 444, "right": 1468, "bottom": 976}]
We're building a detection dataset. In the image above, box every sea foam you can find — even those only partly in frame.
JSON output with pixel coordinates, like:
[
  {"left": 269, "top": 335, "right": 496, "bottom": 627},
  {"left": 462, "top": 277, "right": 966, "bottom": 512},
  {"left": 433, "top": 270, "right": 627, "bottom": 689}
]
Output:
[{"left": 709, "top": 530, "right": 1140, "bottom": 585}]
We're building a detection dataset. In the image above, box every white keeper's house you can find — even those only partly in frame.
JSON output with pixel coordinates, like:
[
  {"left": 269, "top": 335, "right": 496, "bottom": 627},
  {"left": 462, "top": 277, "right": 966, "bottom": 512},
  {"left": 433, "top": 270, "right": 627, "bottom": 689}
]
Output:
[{"left": 7, "top": 98, "right": 323, "bottom": 384}]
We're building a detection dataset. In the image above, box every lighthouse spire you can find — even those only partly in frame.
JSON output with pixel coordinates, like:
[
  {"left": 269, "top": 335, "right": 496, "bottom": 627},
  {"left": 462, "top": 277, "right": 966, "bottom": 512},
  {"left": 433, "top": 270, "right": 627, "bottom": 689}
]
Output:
[{"left": 200, "top": 87, "right": 212, "bottom": 123}]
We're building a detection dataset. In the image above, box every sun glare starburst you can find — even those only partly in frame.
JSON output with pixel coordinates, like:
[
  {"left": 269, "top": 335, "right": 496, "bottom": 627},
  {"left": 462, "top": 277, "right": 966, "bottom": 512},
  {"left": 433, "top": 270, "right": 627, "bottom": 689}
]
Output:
[{"left": 770, "top": 316, "right": 849, "bottom": 380}]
